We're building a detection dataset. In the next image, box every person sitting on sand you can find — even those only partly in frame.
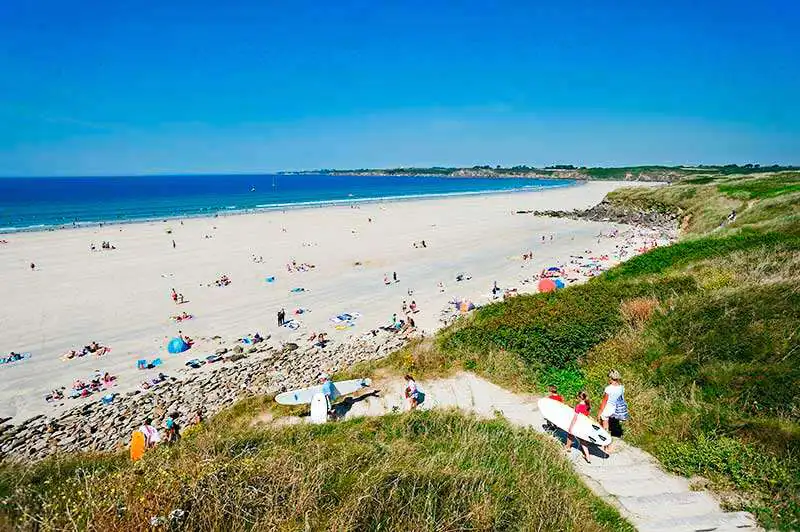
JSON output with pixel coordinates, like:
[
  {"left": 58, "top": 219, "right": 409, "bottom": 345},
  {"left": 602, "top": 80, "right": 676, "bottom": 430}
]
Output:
[
  {"left": 404, "top": 375, "right": 420, "bottom": 411},
  {"left": 565, "top": 391, "right": 592, "bottom": 463},
  {"left": 409, "top": 301, "right": 417, "bottom": 313},
  {"left": 178, "top": 330, "right": 193, "bottom": 346},
  {"left": 252, "top": 332, "right": 263, "bottom": 343}
]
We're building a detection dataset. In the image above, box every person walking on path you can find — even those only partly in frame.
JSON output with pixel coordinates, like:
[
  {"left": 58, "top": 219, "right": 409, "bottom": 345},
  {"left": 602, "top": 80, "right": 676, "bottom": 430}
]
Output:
[
  {"left": 565, "top": 391, "right": 592, "bottom": 463},
  {"left": 404, "top": 375, "right": 420, "bottom": 411},
  {"left": 597, "top": 369, "right": 626, "bottom": 454}
]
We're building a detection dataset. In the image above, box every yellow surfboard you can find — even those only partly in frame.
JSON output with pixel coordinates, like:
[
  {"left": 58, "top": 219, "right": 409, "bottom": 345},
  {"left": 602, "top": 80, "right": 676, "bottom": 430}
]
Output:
[{"left": 130, "top": 430, "right": 146, "bottom": 461}]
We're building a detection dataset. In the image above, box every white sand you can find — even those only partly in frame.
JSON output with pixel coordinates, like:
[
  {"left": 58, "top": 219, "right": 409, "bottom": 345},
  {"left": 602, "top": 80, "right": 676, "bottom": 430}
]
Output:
[{"left": 0, "top": 181, "right": 661, "bottom": 420}]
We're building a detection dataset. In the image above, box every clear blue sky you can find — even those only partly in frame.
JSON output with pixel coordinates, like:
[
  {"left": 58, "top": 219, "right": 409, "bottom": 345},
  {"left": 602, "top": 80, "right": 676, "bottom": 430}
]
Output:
[{"left": 1, "top": 0, "right": 798, "bottom": 176}]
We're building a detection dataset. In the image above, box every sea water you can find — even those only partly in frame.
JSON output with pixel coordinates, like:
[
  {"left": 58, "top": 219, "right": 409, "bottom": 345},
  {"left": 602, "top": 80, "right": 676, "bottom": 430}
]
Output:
[{"left": 0, "top": 174, "right": 576, "bottom": 233}]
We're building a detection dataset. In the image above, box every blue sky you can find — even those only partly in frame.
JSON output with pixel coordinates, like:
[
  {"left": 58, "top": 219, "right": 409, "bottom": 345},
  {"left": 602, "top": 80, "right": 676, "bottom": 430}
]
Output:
[{"left": 1, "top": 0, "right": 798, "bottom": 176}]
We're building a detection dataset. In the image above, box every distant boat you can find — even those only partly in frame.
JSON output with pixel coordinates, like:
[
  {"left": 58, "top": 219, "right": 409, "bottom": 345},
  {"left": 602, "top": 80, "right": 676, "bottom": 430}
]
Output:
[
  {"left": 272, "top": 176, "right": 277, "bottom": 189},
  {"left": 251, "top": 186, "right": 256, "bottom": 192}
]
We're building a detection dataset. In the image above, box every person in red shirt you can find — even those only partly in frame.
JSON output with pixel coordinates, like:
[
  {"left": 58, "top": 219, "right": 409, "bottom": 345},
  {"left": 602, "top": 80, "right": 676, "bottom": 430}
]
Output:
[
  {"left": 565, "top": 391, "right": 592, "bottom": 463},
  {"left": 548, "top": 385, "right": 563, "bottom": 402}
]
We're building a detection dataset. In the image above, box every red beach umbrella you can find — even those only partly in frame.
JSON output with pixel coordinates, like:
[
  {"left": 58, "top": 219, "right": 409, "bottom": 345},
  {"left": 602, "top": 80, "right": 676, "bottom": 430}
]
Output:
[{"left": 538, "top": 278, "right": 557, "bottom": 293}]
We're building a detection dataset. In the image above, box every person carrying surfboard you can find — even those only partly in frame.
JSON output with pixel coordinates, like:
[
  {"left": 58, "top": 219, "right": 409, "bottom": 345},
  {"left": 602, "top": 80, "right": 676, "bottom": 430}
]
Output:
[{"left": 565, "top": 391, "right": 593, "bottom": 463}]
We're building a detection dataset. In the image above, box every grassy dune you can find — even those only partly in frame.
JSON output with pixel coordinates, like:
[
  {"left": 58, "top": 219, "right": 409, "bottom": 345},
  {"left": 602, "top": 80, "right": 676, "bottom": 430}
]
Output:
[
  {"left": 0, "top": 406, "right": 629, "bottom": 531},
  {"left": 376, "top": 171, "right": 800, "bottom": 529}
]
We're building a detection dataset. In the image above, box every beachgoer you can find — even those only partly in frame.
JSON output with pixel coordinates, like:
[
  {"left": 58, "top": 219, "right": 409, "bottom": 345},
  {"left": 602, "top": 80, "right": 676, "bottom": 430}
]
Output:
[
  {"left": 391, "top": 313, "right": 397, "bottom": 326},
  {"left": 172, "top": 239, "right": 176, "bottom": 249},
  {"left": 190, "top": 410, "right": 204, "bottom": 425},
  {"left": 278, "top": 308, "right": 285, "bottom": 326},
  {"left": 393, "top": 271, "right": 398, "bottom": 283},
  {"left": 548, "top": 385, "right": 563, "bottom": 402},
  {"left": 401, "top": 301, "right": 408, "bottom": 314},
  {"left": 404, "top": 375, "right": 420, "bottom": 410},
  {"left": 565, "top": 391, "right": 592, "bottom": 463},
  {"left": 140, "top": 418, "right": 161, "bottom": 448},
  {"left": 30, "top": 262, "right": 35, "bottom": 271},
  {"left": 597, "top": 370, "right": 625, "bottom": 453},
  {"left": 171, "top": 288, "right": 178, "bottom": 304},
  {"left": 164, "top": 413, "right": 181, "bottom": 444},
  {"left": 410, "top": 301, "right": 417, "bottom": 312}
]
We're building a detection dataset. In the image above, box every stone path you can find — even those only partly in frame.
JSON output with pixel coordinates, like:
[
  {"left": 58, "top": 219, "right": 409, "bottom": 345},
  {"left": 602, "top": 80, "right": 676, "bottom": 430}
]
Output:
[{"left": 331, "top": 372, "right": 760, "bottom": 532}]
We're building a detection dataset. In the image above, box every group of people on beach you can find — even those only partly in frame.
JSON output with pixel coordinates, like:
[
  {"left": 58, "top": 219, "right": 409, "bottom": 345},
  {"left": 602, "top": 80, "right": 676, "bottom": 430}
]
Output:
[
  {"left": 208, "top": 274, "right": 231, "bottom": 287},
  {"left": 170, "top": 288, "right": 186, "bottom": 304},
  {"left": 89, "top": 241, "right": 116, "bottom": 251},
  {"left": 286, "top": 260, "right": 315, "bottom": 273},
  {"left": 60, "top": 341, "right": 110, "bottom": 360}
]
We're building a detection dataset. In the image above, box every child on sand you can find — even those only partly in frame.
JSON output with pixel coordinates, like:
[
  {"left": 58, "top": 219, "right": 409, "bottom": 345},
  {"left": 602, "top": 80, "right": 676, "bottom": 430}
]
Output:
[{"left": 565, "top": 391, "right": 592, "bottom": 463}]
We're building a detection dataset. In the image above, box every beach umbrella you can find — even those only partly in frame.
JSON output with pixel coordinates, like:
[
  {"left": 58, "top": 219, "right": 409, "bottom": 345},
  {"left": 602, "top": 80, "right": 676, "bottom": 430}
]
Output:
[
  {"left": 538, "top": 278, "right": 557, "bottom": 293},
  {"left": 167, "top": 337, "right": 190, "bottom": 354}
]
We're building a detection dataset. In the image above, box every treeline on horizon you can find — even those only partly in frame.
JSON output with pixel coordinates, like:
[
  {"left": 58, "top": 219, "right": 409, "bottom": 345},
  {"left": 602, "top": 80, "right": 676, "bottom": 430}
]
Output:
[{"left": 295, "top": 163, "right": 799, "bottom": 178}]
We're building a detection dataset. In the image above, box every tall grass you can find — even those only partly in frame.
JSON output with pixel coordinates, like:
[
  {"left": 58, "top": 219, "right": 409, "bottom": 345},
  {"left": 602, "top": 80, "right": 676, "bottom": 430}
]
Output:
[{"left": 0, "top": 411, "right": 631, "bottom": 531}]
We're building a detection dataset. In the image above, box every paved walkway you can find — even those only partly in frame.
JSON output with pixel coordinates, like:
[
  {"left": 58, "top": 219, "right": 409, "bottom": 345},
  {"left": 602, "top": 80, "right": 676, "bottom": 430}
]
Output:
[{"left": 330, "top": 372, "right": 760, "bottom": 532}]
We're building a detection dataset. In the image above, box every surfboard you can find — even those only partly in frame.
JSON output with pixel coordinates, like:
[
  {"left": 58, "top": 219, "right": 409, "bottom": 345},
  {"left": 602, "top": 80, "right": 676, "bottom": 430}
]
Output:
[
  {"left": 130, "top": 430, "right": 146, "bottom": 461},
  {"left": 275, "top": 378, "right": 372, "bottom": 405},
  {"left": 537, "top": 397, "right": 612, "bottom": 446},
  {"left": 309, "top": 393, "right": 330, "bottom": 424}
]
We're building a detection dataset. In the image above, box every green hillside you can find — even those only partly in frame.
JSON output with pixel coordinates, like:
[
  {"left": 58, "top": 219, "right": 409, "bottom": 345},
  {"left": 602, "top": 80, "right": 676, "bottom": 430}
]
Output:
[{"left": 377, "top": 171, "right": 800, "bottom": 529}]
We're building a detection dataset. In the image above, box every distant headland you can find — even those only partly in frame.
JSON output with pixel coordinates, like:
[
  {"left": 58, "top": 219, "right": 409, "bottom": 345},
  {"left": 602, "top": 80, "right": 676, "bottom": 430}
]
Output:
[{"left": 281, "top": 164, "right": 799, "bottom": 183}]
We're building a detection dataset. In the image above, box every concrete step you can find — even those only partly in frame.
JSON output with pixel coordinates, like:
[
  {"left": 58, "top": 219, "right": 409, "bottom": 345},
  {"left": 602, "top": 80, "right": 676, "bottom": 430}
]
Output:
[
  {"left": 594, "top": 476, "right": 691, "bottom": 498},
  {"left": 638, "top": 511, "right": 759, "bottom": 532},
  {"left": 617, "top": 491, "right": 723, "bottom": 521}
]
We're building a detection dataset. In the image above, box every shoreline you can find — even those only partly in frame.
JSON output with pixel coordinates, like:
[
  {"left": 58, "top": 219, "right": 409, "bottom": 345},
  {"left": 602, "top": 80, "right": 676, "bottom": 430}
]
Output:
[
  {"left": 0, "top": 181, "right": 674, "bottom": 461},
  {"left": 0, "top": 177, "right": 579, "bottom": 235}
]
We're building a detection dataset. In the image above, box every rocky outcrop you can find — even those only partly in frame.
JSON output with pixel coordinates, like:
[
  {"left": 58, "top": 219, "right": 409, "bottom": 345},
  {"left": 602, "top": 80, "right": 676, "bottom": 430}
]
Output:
[
  {"left": 519, "top": 199, "right": 681, "bottom": 229},
  {"left": 0, "top": 330, "right": 410, "bottom": 462}
]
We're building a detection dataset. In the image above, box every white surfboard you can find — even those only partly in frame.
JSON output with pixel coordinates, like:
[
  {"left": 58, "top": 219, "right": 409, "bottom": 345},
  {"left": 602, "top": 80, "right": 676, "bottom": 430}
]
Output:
[
  {"left": 309, "top": 393, "right": 329, "bottom": 424},
  {"left": 537, "top": 397, "right": 612, "bottom": 446},
  {"left": 275, "top": 378, "right": 372, "bottom": 406}
]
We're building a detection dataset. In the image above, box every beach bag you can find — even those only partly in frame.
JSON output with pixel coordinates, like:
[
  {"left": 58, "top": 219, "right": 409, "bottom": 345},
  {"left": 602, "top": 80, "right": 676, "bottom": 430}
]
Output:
[{"left": 614, "top": 395, "right": 630, "bottom": 421}]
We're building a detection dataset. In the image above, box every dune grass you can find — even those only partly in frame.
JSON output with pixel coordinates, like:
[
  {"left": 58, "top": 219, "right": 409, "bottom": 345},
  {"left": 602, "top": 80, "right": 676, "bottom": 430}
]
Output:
[
  {"left": 371, "top": 172, "right": 800, "bottom": 529},
  {"left": 0, "top": 409, "right": 631, "bottom": 531}
]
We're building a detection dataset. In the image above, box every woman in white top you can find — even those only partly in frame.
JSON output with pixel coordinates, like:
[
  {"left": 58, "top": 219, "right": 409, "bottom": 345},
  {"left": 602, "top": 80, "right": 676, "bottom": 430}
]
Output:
[
  {"left": 404, "top": 374, "right": 420, "bottom": 411},
  {"left": 597, "top": 369, "right": 624, "bottom": 453}
]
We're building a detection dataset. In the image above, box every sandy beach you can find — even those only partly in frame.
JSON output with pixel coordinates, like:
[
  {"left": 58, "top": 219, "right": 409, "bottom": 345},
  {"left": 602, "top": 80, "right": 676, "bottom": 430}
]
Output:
[{"left": 0, "top": 181, "right": 665, "bottom": 421}]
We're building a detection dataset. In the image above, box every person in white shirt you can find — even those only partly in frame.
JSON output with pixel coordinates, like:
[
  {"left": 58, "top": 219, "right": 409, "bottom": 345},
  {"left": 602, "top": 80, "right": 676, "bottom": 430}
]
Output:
[
  {"left": 140, "top": 418, "right": 161, "bottom": 448},
  {"left": 404, "top": 375, "right": 420, "bottom": 411},
  {"left": 597, "top": 370, "right": 624, "bottom": 454}
]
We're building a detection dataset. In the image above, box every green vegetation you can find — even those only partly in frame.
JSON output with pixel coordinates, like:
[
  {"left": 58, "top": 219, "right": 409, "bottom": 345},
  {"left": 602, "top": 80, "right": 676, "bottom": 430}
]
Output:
[
  {"left": 372, "top": 171, "right": 800, "bottom": 529},
  {"left": 0, "top": 408, "right": 630, "bottom": 531}
]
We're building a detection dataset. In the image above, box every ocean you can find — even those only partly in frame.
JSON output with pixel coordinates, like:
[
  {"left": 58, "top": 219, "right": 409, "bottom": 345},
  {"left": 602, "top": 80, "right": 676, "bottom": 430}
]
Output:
[{"left": 0, "top": 174, "right": 576, "bottom": 233}]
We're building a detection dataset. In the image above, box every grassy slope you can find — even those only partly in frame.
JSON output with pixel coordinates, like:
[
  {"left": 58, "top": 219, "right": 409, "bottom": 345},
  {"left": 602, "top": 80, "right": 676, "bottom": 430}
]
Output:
[
  {"left": 370, "top": 172, "right": 800, "bottom": 529},
  {"left": 0, "top": 404, "right": 630, "bottom": 531}
]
